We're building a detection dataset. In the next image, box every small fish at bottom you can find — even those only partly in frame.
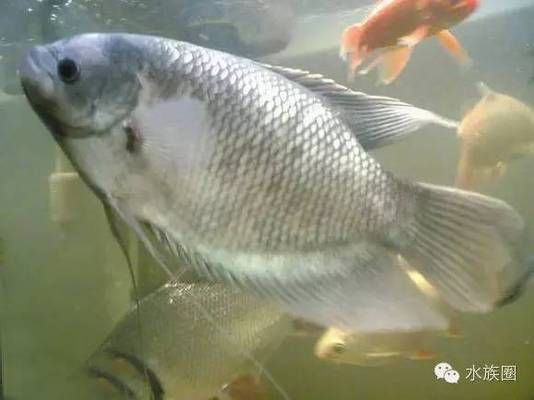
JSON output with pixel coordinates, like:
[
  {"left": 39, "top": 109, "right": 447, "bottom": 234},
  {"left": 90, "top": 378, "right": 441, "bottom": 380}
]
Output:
[{"left": 85, "top": 282, "right": 292, "bottom": 400}]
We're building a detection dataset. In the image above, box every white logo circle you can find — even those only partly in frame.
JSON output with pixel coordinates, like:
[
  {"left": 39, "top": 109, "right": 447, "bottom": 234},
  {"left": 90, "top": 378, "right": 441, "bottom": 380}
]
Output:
[
  {"left": 434, "top": 362, "right": 453, "bottom": 379},
  {"left": 444, "top": 369, "right": 460, "bottom": 384}
]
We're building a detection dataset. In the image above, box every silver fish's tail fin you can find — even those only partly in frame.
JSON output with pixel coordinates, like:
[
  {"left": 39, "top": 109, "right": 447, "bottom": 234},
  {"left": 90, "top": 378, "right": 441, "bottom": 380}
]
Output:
[
  {"left": 497, "top": 254, "right": 534, "bottom": 307},
  {"left": 397, "top": 182, "right": 526, "bottom": 313}
]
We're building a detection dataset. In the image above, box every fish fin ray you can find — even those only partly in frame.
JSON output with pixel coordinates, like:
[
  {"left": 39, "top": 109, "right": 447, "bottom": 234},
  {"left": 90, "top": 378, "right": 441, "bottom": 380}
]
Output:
[
  {"left": 357, "top": 50, "right": 385, "bottom": 76},
  {"left": 398, "top": 25, "right": 430, "bottom": 47},
  {"left": 378, "top": 46, "right": 412, "bottom": 84},
  {"left": 106, "top": 202, "right": 204, "bottom": 283},
  {"left": 399, "top": 182, "right": 526, "bottom": 312},
  {"left": 436, "top": 30, "right": 472, "bottom": 66},
  {"left": 260, "top": 63, "right": 458, "bottom": 150},
  {"left": 340, "top": 23, "right": 363, "bottom": 61},
  {"left": 105, "top": 202, "right": 177, "bottom": 281}
]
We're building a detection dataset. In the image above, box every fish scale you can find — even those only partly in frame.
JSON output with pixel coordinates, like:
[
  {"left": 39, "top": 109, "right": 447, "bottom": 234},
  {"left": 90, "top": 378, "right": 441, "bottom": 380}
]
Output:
[
  {"left": 183, "top": 51, "right": 395, "bottom": 251},
  {"left": 84, "top": 282, "right": 291, "bottom": 400}
]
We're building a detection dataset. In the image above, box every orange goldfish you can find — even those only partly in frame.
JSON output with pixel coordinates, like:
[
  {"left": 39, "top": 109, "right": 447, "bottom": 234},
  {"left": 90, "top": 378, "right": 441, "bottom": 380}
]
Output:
[
  {"left": 456, "top": 83, "right": 534, "bottom": 189},
  {"left": 340, "top": 0, "right": 479, "bottom": 84}
]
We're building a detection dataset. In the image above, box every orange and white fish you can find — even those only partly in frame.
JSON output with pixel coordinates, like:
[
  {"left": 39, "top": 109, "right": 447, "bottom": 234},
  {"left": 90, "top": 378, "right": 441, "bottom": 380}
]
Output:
[
  {"left": 315, "top": 326, "right": 441, "bottom": 366},
  {"left": 456, "top": 83, "right": 534, "bottom": 190},
  {"left": 340, "top": 0, "right": 479, "bottom": 84}
]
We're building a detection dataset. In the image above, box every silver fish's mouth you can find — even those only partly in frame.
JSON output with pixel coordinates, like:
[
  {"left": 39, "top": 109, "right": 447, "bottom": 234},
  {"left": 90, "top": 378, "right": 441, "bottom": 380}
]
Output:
[
  {"left": 19, "top": 46, "right": 90, "bottom": 138},
  {"left": 19, "top": 46, "right": 56, "bottom": 104},
  {"left": 19, "top": 46, "right": 67, "bottom": 138}
]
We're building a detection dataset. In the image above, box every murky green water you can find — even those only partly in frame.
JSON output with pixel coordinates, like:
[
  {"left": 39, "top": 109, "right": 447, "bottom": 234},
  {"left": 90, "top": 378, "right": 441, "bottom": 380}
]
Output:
[{"left": 1, "top": 1, "right": 533, "bottom": 399}]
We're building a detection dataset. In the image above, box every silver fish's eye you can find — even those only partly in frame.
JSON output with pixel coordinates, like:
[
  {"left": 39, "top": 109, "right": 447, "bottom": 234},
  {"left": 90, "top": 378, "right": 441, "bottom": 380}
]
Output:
[{"left": 57, "top": 58, "right": 80, "bottom": 84}]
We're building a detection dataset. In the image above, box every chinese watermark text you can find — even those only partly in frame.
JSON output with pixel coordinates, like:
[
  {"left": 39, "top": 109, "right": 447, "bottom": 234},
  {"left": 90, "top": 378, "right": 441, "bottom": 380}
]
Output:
[{"left": 435, "top": 362, "right": 517, "bottom": 384}]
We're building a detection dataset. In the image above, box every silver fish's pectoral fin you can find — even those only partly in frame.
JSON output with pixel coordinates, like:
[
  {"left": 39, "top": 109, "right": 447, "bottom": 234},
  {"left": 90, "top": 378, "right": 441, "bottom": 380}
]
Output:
[
  {"left": 259, "top": 63, "right": 458, "bottom": 150},
  {"left": 104, "top": 201, "right": 187, "bottom": 281},
  {"left": 104, "top": 202, "right": 202, "bottom": 286},
  {"left": 193, "top": 242, "right": 450, "bottom": 333},
  {"left": 103, "top": 203, "right": 137, "bottom": 271},
  {"left": 103, "top": 202, "right": 154, "bottom": 399}
]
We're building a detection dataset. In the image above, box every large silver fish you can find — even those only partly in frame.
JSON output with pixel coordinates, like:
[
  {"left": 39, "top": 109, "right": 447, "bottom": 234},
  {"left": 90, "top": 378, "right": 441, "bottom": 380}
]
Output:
[
  {"left": 19, "top": 33, "right": 526, "bottom": 331},
  {"left": 85, "top": 281, "right": 291, "bottom": 400}
]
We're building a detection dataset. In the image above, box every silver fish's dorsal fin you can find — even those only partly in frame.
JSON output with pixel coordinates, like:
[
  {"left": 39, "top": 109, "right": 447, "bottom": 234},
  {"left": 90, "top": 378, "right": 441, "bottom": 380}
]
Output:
[{"left": 260, "top": 63, "right": 458, "bottom": 150}]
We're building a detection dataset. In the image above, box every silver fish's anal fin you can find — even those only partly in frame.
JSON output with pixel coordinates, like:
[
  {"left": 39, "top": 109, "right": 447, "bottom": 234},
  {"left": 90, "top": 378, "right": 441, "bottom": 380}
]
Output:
[
  {"left": 194, "top": 243, "right": 450, "bottom": 332},
  {"left": 259, "top": 63, "right": 458, "bottom": 150},
  {"left": 397, "top": 183, "right": 526, "bottom": 313}
]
